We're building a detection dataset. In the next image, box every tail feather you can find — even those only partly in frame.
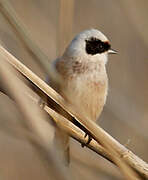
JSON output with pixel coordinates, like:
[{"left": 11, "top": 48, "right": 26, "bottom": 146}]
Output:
[{"left": 54, "top": 127, "right": 70, "bottom": 166}]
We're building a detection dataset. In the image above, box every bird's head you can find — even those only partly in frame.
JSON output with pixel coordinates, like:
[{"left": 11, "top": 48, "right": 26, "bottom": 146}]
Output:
[{"left": 64, "top": 29, "right": 117, "bottom": 64}]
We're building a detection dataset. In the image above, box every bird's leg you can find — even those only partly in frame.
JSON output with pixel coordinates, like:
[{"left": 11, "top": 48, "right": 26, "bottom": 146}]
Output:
[{"left": 81, "top": 133, "right": 92, "bottom": 147}]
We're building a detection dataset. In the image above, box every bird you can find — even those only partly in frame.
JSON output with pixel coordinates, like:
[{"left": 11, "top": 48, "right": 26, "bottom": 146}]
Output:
[{"left": 44, "top": 29, "right": 116, "bottom": 165}]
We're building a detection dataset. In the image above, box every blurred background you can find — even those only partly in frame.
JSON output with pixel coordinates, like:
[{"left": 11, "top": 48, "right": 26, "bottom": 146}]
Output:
[{"left": 0, "top": 0, "right": 147, "bottom": 179}]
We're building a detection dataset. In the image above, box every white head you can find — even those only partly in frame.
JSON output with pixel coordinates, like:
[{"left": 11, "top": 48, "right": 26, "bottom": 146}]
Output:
[{"left": 63, "top": 29, "right": 116, "bottom": 64}]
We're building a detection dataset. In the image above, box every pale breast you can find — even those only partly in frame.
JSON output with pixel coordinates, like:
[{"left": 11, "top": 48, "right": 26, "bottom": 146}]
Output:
[
  {"left": 60, "top": 73, "right": 108, "bottom": 121},
  {"left": 54, "top": 57, "right": 108, "bottom": 121}
]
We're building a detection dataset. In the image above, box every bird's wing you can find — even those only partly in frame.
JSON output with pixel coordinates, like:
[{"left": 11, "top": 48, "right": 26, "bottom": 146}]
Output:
[{"left": 45, "top": 59, "right": 70, "bottom": 166}]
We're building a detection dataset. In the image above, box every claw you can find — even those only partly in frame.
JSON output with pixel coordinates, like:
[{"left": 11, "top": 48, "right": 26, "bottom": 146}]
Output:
[
  {"left": 81, "top": 133, "right": 92, "bottom": 148},
  {"left": 87, "top": 135, "right": 92, "bottom": 145}
]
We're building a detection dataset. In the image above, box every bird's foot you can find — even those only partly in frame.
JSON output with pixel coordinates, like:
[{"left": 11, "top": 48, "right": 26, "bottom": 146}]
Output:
[{"left": 81, "top": 133, "right": 92, "bottom": 148}]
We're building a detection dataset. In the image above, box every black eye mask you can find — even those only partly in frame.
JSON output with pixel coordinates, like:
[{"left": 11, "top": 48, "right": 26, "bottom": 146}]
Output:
[{"left": 85, "top": 37, "right": 111, "bottom": 55}]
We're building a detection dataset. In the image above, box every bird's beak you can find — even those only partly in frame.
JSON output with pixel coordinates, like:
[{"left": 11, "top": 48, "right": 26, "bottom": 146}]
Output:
[{"left": 108, "top": 49, "right": 117, "bottom": 54}]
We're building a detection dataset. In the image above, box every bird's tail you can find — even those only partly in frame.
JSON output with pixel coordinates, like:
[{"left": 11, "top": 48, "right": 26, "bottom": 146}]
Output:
[{"left": 54, "top": 127, "right": 70, "bottom": 166}]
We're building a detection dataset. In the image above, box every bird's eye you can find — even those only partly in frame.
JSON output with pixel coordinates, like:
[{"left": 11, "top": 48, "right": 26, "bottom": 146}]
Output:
[
  {"left": 85, "top": 37, "right": 111, "bottom": 55},
  {"left": 98, "top": 43, "right": 103, "bottom": 50}
]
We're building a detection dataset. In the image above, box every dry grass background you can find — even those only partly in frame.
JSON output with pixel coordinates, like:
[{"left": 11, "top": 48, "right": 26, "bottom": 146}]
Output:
[{"left": 0, "top": 0, "right": 148, "bottom": 179}]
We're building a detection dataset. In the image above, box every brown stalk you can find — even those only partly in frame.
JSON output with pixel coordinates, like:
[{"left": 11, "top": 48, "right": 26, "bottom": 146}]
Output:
[
  {"left": 0, "top": 58, "right": 72, "bottom": 180},
  {"left": 58, "top": 0, "right": 74, "bottom": 56},
  {"left": 44, "top": 105, "right": 112, "bottom": 163},
  {"left": 28, "top": 93, "right": 113, "bottom": 163},
  {"left": 0, "top": 45, "right": 148, "bottom": 179},
  {"left": 0, "top": 1, "right": 147, "bottom": 178},
  {"left": 0, "top": 0, "right": 51, "bottom": 75}
]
